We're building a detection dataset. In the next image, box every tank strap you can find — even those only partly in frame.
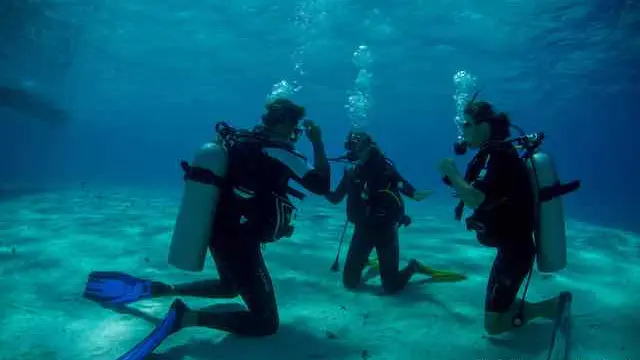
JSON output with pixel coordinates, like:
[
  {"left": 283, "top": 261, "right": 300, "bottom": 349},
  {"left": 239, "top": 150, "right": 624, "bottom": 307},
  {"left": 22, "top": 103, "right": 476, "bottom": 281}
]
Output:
[
  {"left": 216, "top": 130, "right": 306, "bottom": 201},
  {"left": 180, "top": 160, "right": 227, "bottom": 188},
  {"left": 539, "top": 180, "right": 581, "bottom": 202}
]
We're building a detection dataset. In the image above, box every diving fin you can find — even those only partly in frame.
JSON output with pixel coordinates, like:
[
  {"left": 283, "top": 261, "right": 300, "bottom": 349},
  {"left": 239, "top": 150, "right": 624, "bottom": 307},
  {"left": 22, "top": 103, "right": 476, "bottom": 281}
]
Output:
[
  {"left": 367, "top": 259, "right": 467, "bottom": 283},
  {"left": 546, "top": 291, "right": 572, "bottom": 360},
  {"left": 417, "top": 264, "right": 468, "bottom": 282},
  {"left": 366, "top": 259, "right": 377, "bottom": 270},
  {"left": 116, "top": 298, "right": 187, "bottom": 360},
  {"left": 83, "top": 271, "right": 161, "bottom": 306}
]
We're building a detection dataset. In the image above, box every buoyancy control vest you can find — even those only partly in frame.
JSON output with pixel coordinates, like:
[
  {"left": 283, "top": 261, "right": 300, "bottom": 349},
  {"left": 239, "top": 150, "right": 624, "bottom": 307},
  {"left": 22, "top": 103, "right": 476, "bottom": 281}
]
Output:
[
  {"left": 348, "top": 151, "right": 407, "bottom": 226},
  {"left": 182, "top": 122, "right": 306, "bottom": 244}
]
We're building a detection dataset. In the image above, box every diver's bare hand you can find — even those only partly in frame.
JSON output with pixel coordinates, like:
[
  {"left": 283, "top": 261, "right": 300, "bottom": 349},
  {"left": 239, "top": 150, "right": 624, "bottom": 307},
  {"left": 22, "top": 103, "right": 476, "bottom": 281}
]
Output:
[{"left": 303, "top": 119, "right": 322, "bottom": 143}]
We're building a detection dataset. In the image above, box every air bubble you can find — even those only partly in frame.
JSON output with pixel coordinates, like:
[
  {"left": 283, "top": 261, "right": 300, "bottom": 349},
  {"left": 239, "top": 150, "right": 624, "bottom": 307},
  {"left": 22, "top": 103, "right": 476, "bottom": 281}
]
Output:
[{"left": 452, "top": 70, "right": 477, "bottom": 136}]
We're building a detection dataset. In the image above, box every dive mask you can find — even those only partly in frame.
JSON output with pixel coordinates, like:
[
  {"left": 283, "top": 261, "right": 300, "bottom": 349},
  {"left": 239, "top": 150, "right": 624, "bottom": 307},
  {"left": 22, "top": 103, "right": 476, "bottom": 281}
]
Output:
[{"left": 344, "top": 132, "right": 371, "bottom": 161}]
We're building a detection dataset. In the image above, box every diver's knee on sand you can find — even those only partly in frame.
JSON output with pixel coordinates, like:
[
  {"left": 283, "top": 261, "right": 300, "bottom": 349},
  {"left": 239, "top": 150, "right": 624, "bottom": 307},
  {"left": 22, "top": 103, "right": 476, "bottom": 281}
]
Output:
[
  {"left": 342, "top": 255, "right": 366, "bottom": 290},
  {"left": 253, "top": 313, "right": 280, "bottom": 336},
  {"left": 342, "top": 271, "right": 361, "bottom": 290},
  {"left": 380, "top": 281, "right": 402, "bottom": 295},
  {"left": 483, "top": 311, "right": 513, "bottom": 335},
  {"left": 380, "top": 260, "right": 417, "bottom": 295}
]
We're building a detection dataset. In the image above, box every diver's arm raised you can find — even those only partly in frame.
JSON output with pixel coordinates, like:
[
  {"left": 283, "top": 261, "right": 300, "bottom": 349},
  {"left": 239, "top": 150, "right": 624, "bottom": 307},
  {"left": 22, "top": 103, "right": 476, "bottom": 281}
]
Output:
[{"left": 292, "top": 120, "right": 330, "bottom": 195}]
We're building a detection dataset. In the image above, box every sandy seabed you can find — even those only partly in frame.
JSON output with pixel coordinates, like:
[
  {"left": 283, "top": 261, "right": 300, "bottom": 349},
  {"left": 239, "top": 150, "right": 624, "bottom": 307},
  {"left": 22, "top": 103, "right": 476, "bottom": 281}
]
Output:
[{"left": 0, "top": 186, "right": 638, "bottom": 360}]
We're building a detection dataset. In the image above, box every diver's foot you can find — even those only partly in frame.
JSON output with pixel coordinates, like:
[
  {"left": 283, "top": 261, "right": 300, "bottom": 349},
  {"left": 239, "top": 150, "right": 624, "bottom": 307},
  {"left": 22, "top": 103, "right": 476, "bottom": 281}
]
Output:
[
  {"left": 178, "top": 301, "right": 198, "bottom": 329},
  {"left": 407, "top": 259, "right": 420, "bottom": 275},
  {"left": 113, "top": 298, "right": 188, "bottom": 360},
  {"left": 545, "top": 291, "right": 572, "bottom": 360}
]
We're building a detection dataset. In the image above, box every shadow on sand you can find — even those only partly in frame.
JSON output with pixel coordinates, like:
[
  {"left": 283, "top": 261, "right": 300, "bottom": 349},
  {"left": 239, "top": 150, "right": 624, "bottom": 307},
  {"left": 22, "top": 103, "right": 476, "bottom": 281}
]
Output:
[
  {"left": 487, "top": 321, "right": 555, "bottom": 357},
  {"left": 100, "top": 302, "right": 359, "bottom": 360},
  {"left": 150, "top": 323, "right": 358, "bottom": 360},
  {"left": 0, "top": 187, "right": 51, "bottom": 202}
]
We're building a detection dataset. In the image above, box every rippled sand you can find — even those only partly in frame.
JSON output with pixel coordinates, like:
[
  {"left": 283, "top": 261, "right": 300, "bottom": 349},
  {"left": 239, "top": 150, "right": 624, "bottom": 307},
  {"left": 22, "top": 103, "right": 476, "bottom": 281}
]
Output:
[{"left": 0, "top": 186, "right": 637, "bottom": 360}]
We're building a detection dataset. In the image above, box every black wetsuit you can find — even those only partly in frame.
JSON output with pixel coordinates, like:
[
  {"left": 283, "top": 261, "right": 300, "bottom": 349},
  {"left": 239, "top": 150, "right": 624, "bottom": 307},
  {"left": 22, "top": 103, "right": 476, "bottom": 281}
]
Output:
[
  {"left": 326, "top": 149, "right": 417, "bottom": 294},
  {"left": 174, "top": 137, "right": 329, "bottom": 336},
  {"left": 463, "top": 142, "right": 536, "bottom": 313}
]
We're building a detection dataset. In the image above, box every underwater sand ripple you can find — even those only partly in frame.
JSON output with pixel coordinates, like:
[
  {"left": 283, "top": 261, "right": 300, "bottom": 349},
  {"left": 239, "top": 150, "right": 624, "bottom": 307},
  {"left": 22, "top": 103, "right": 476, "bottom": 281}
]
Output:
[{"left": 0, "top": 187, "right": 638, "bottom": 360}]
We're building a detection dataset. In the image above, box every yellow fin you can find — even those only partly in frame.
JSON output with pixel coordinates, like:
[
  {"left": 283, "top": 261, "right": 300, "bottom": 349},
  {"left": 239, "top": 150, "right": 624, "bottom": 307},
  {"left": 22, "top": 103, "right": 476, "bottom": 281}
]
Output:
[{"left": 367, "top": 257, "right": 467, "bottom": 282}]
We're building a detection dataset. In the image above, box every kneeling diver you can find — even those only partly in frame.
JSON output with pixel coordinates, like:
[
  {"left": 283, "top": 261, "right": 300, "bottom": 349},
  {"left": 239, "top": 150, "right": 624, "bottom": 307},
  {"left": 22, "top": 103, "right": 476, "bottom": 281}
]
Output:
[
  {"left": 326, "top": 131, "right": 433, "bottom": 294},
  {"left": 438, "top": 95, "right": 580, "bottom": 337},
  {"left": 82, "top": 99, "right": 330, "bottom": 359}
]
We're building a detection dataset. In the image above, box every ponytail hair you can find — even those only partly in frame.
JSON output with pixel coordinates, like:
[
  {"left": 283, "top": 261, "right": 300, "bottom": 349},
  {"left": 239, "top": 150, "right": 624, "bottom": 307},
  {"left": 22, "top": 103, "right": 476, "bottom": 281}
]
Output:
[{"left": 490, "top": 112, "right": 511, "bottom": 141}]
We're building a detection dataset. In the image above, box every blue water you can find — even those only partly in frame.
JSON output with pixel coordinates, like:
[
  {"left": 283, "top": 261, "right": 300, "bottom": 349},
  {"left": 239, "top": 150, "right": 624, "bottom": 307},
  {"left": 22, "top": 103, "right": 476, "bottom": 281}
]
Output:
[
  {"left": 1, "top": 2, "right": 639, "bottom": 359},
  {"left": 0, "top": 0, "right": 638, "bottom": 230}
]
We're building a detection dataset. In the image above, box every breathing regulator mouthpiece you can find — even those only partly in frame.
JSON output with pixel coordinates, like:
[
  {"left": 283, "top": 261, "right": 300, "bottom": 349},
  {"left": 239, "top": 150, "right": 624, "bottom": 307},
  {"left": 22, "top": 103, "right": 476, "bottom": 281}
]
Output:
[
  {"left": 453, "top": 140, "right": 468, "bottom": 155},
  {"left": 344, "top": 131, "right": 372, "bottom": 161}
]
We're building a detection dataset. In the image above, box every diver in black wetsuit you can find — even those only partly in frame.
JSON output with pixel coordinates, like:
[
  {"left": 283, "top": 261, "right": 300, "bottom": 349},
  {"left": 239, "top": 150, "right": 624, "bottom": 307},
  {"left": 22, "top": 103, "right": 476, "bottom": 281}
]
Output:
[
  {"left": 85, "top": 99, "right": 330, "bottom": 340},
  {"left": 169, "top": 99, "right": 330, "bottom": 336},
  {"left": 438, "top": 99, "right": 567, "bottom": 335},
  {"left": 326, "top": 131, "right": 432, "bottom": 294}
]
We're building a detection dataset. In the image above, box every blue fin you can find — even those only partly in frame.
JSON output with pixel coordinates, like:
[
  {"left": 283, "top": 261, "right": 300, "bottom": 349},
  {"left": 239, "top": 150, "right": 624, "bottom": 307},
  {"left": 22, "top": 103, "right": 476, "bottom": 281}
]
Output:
[
  {"left": 546, "top": 291, "right": 572, "bottom": 360},
  {"left": 83, "top": 271, "right": 153, "bottom": 305},
  {"left": 116, "top": 299, "right": 187, "bottom": 360}
]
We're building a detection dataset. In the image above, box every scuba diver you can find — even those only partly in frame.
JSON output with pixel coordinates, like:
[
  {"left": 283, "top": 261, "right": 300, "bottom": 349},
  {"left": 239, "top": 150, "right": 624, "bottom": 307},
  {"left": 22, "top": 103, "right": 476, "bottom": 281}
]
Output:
[
  {"left": 82, "top": 98, "right": 330, "bottom": 359},
  {"left": 0, "top": 86, "right": 68, "bottom": 123},
  {"left": 325, "top": 131, "right": 433, "bottom": 294},
  {"left": 438, "top": 95, "right": 579, "bottom": 336}
]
